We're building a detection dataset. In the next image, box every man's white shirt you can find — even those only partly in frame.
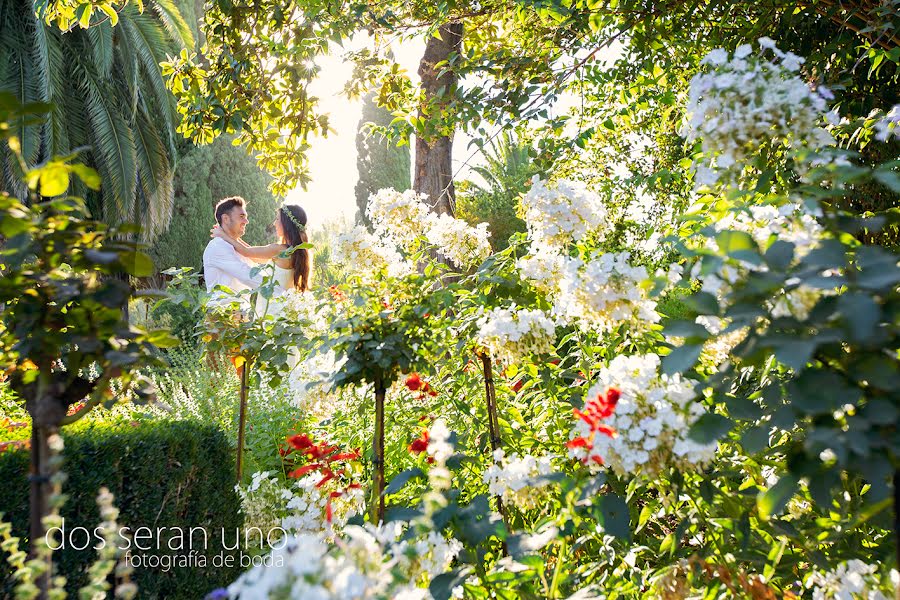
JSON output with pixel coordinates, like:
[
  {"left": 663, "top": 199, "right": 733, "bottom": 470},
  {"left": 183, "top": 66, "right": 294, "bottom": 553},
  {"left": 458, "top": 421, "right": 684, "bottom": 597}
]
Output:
[{"left": 202, "top": 238, "right": 262, "bottom": 304}]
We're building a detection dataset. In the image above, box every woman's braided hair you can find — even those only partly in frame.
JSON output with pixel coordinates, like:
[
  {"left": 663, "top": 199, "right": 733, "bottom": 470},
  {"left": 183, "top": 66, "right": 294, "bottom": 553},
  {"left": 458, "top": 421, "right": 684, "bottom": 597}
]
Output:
[{"left": 278, "top": 204, "right": 310, "bottom": 291}]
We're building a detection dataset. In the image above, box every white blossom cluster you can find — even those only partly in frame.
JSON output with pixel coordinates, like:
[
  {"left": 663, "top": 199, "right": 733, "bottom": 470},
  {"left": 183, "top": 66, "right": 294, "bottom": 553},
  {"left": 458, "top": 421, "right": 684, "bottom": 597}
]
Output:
[
  {"left": 225, "top": 522, "right": 459, "bottom": 599},
  {"left": 482, "top": 449, "right": 555, "bottom": 511},
  {"left": 874, "top": 105, "right": 900, "bottom": 142},
  {"left": 567, "top": 354, "right": 717, "bottom": 477},
  {"left": 424, "top": 213, "right": 492, "bottom": 269},
  {"left": 236, "top": 471, "right": 365, "bottom": 543},
  {"left": 805, "top": 560, "right": 896, "bottom": 600},
  {"left": 475, "top": 304, "right": 557, "bottom": 363},
  {"left": 332, "top": 225, "right": 415, "bottom": 281},
  {"left": 683, "top": 39, "right": 836, "bottom": 187},
  {"left": 282, "top": 475, "right": 365, "bottom": 537},
  {"left": 519, "top": 176, "right": 608, "bottom": 250},
  {"left": 366, "top": 188, "right": 431, "bottom": 251},
  {"left": 364, "top": 188, "right": 492, "bottom": 271},
  {"left": 554, "top": 252, "right": 661, "bottom": 333},
  {"left": 515, "top": 248, "right": 568, "bottom": 295}
]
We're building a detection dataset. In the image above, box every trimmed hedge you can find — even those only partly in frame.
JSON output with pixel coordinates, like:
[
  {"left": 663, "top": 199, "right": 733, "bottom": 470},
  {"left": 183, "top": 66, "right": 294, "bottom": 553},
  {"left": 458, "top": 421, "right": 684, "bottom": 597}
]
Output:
[{"left": 0, "top": 418, "right": 242, "bottom": 599}]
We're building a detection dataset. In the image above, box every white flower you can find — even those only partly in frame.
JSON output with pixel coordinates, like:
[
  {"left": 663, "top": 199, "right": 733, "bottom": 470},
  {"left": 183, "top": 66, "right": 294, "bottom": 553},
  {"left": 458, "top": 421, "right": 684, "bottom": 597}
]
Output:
[
  {"left": 520, "top": 176, "right": 608, "bottom": 251},
  {"left": 482, "top": 449, "right": 555, "bottom": 511},
  {"left": 874, "top": 105, "right": 900, "bottom": 142},
  {"left": 366, "top": 188, "right": 431, "bottom": 251},
  {"left": 805, "top": 560, "right": 892, "bottom": 600},
  {"left": 567, "top": 354, "right": 718, "bottom": 477},
  {"left": 333, "top": 225, "right": 415, "bottom": 282},
  {"left": 683, "top": 40, "right": 835, "bottom": 188},
  {"left": 475, "top": 304, "right": 557, "bottom": 363},
  {"left": 553, "top": 251, "right": 660, "bottom": 333},
  {"left": 424, "top": 213, "right": 492, "bottom": 269}
]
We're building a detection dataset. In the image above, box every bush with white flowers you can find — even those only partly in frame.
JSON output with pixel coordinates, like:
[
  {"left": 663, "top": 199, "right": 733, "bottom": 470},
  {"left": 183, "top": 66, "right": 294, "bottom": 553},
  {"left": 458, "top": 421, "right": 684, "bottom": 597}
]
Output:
[
  {"left": 567, "top": 354, "right": 717, "bottom": 477},
  {"left": 519, "top": 176, "right": 608, "bottom": 251},
  {"left": 683, "top": 39, "right": 836, "bottom": 187},
  {"left": 475, "top": 304, "right": 557, "bottom": 363},
  {"left": 482, "top": 449, "right": 555, "bottom": 511},
  {"left": 424, "top": 213, "right": 492, "bottom": 269}
]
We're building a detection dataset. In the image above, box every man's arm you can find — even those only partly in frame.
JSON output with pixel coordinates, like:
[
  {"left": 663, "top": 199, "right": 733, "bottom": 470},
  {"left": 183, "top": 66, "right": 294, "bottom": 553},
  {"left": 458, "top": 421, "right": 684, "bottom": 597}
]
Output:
[{"left": 205, "top": 241, "right": 263, "bottom": 288}]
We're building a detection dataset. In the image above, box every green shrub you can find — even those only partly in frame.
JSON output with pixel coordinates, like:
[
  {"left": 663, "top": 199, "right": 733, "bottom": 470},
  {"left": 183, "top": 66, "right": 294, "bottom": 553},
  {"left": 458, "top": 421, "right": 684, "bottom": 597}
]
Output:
[{"left": 0, "top": 418, "right": 242, "bottom": 599}]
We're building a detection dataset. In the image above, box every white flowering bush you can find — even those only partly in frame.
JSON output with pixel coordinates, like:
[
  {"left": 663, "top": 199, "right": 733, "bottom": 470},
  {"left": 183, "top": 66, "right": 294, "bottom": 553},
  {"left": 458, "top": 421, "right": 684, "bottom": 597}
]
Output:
[
  {"left": 223, "top": 525, "right": 455, "bottom": 600},
  {"left": 805, "top": 560, "right": 897, "bottom": 600},
  {"left": 553, "top": 252, "right": 660, "bottom": 332},
  {"left": 423, "top": 213, "right": 491, "bottom": 269},
  {"left": 683, "top": 38, "right": 836, "bottom": 187},
  {"left": 366, "top": 188, "right": 431, "bottom": 251},
  {"left": 567, "top": 354, "right": 717, "bottom": 477},
  {"left": 332, "top": 225, "right": 415, "bottom": 281},
  {"left": 482, "top": 449, "right": 555, "bottom": 511},
  {"left": 474, "top": 304, "right": 557, "bottom": 363},
  {"left": 519, "top": 176, "right": 608, "bottom": 250}
]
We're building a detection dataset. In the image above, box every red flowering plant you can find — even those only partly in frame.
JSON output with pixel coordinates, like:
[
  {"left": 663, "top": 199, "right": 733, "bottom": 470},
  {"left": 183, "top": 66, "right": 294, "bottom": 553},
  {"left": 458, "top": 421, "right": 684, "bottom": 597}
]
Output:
[
  {"left": 280, "top": 432, "right": 363, "bottom": 524},
  {"left": 566, "top": 387, "right": 619, "bottom": 466},
  {"left": 404, "top": 372, "right": 439, "bottom": 399}
]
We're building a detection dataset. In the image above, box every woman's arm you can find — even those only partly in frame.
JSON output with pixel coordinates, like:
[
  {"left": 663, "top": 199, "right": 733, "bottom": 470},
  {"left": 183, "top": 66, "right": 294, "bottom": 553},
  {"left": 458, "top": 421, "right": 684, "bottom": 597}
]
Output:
[{"left": 211, "top": 226, "right": 286, "bottom": 261}]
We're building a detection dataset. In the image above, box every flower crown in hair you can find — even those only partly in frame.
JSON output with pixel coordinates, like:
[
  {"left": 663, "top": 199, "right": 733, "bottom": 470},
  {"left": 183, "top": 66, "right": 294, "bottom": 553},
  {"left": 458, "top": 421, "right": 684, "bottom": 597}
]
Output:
[{"left": 280, "top": 205, "right": 306, "bottom": 232}]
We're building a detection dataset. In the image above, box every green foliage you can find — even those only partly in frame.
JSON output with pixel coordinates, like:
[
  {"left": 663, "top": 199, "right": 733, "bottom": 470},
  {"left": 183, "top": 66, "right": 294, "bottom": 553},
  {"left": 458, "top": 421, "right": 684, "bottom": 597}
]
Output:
[
  {"left": 0, "top": 417, "right": 243, "bottom": 599},
  {"left": 0, "top": 0, "right": 191, "bottom": 239},
  {"left": 455, "top": 132, "right": 536, "bottom": 251},
  {"left": 149, "top": 136, "right": 282, "bottom": 272},
  {"left": 0, "top": 96, "right": 176, "bottom": 424},
  {"left": 355, "top": 92, "right": 411, "bottom": 229},
  {"left": 151, "top": 267, "right": 206, "bottom": 347}
]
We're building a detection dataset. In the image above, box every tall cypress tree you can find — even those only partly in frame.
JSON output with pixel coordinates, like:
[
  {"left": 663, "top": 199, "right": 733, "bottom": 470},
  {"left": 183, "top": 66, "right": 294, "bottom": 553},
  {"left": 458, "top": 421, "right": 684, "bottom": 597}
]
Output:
[{"left": 354, "top": 92, "right": 411, "bottom": 229}]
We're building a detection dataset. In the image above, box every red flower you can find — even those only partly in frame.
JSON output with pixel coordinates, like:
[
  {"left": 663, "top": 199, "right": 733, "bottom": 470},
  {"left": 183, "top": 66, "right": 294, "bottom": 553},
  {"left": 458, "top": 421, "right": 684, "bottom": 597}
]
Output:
[
  {"left": 408, "top": 430, "right": 429, "bottom": 454},
  {"left": 511, "top": 380, "right": 523, "bottom": 393},
  {"left": 405, "top": 373, "right": 423, "bottom": 392},
  {"left": 288, "top": 463, "right": 322, "bottom": 479},
  {"left": 569, "top": 387, "right": 620, "bottom": 466},
  {"left": 287, "top": 433, "right": 314, "bottom": 450}
]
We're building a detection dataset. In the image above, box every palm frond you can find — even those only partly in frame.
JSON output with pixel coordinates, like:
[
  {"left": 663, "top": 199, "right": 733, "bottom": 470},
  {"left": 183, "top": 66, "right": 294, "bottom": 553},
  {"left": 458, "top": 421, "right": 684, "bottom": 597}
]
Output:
[
  {"left": 86, "top": 22, "right": 114, "bottom": 78},
  {"left": 133, "top": 103, "right": 174, "bottom": 240},
  {"left": 150, "top": 0, "right": 194, "bottom": 50},
  {"left": 30, "top": 14, "right": 69, "bottom": 158},
  {"left": 78, "top": 62, "right": 137, "bottom": 223},
  {"left": 120, "top": 12, "right": 177, "bottom": 131}
]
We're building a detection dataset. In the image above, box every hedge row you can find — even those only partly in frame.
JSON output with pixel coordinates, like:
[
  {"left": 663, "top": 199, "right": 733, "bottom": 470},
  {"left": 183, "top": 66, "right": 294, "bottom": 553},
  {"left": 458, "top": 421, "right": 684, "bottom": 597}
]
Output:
[{"left": 0, "top": 418, "right": 242, "bottom": 599}]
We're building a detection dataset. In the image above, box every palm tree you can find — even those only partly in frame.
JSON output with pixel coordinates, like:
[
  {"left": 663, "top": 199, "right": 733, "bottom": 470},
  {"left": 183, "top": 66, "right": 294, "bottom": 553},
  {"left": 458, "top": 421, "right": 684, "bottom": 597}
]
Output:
[
  {"left": 0, "top": 0, "right": 192, "bottom": 239},
  {"left": 456, "top": 131, "right": 538, "bottom": 250}
]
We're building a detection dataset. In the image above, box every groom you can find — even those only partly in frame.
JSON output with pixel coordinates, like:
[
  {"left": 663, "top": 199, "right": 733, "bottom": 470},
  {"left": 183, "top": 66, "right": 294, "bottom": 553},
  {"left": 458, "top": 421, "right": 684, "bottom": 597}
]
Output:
[{"left": 202, "top": 196, "right": 262, "bottom": 305}]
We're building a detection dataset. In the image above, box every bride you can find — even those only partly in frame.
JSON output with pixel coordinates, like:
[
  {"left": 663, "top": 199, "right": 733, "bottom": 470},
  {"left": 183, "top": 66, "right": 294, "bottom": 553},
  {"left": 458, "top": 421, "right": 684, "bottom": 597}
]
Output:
[{"left": 211, "top": 203, "right": 311, "bottom": 293}]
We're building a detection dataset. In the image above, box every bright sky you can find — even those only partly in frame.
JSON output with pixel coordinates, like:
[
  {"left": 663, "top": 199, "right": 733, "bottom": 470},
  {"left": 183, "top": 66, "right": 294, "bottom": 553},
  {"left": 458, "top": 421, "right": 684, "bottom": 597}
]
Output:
[{"left": 285, "top": 37, "right": 436, "bottom": 229}]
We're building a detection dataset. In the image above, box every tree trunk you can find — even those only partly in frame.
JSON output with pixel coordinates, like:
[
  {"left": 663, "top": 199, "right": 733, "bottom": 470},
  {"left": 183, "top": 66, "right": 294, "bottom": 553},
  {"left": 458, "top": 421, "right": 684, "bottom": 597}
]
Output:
[
  {"left": 414, "top": 23, "right": 463, "bottom": 217},
  {"left": 371, "top": 382, "right": 386, "bottom": 524},
  {"left": 29, "top": 423, "right": 53, "bottom": 597}
]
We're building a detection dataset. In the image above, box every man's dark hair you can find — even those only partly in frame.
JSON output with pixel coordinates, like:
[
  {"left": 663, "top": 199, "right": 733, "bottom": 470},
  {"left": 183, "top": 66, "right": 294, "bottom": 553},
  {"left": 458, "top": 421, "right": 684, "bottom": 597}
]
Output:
[{"left": 214, "top": 196, "right": 246, "bottom": 224}]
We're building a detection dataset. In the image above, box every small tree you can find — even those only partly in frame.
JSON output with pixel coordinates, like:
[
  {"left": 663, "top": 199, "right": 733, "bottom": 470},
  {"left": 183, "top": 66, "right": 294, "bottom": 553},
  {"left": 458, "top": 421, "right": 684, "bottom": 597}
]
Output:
[{"left": 0, "top": 94, "right": 175, "bottom": 597}]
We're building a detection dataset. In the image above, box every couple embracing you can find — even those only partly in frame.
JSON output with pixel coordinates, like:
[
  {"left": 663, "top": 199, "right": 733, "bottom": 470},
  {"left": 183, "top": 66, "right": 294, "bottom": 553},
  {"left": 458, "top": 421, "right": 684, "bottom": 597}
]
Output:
[{"left": 202, "top": 196, "right": 311, "bottom": 305}]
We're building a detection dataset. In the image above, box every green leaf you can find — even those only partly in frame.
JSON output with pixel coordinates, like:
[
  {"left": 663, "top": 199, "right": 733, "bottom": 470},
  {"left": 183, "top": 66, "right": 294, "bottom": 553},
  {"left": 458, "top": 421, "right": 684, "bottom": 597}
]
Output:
[
  {"left": 788, "top": 369, "right": 861, "bottom": 415},
  {"left": 837, "top": 292, "right": 880, "bottom": 342},
  {"left": 121, "top": 251, "right": 155, "bottom": 277},
  {"left": 741, "top": 426, "right": 770, "bottom": 453},
  {"left": 764, "top": 240, "right": 795, "bottom": 270},
  {"left": 716, "top": 230, "right": 755, "bottom": 252},
  {"left": 688, "top": 413, "right": 732, "bottom": 444},
  {"left": 757, "top": 474, "right": 799, "bottom": 519},
  {"left": 598, "top": 493, "right": 630, "bottom": 539},
  {"left": 772, "top": 339, "right": 817, "bottom": 371},
  {"left": 662, "top": 343, "right": 703, "bottom": 374},
  {"left": 383, "top": 467, "right": 424, "bottom": 496}
]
